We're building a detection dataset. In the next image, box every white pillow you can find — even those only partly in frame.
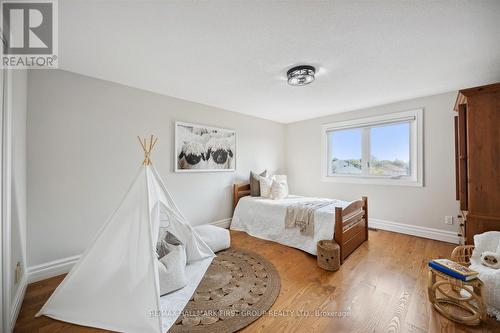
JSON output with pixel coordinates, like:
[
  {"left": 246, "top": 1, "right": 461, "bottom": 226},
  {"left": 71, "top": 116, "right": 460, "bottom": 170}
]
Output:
[
  {"left": 270, "top": 180, "right": 288, "bottom": 200},
  {"left": 272, "top": 174, "right": 287, "bottom": 182},
  {"left": 157, "top": 245, "right": 187, "bottom": 295},
  {"left": 272, "top": 175, "right": 289, "bottom": 197},
  {"left": 259, "top": 176, "right": 273, "bottom": 198}
]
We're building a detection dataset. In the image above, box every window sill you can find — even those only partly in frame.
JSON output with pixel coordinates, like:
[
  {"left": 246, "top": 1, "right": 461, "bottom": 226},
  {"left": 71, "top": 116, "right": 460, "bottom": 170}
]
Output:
[{"left": 322, "top": 175, "right": 423, "bottom": 187}]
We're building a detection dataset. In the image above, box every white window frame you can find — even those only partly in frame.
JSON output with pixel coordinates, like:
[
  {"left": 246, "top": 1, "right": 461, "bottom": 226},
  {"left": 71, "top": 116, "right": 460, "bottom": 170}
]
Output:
[{"left": 321, "top": 109, "right": 424, "bottom": 187}]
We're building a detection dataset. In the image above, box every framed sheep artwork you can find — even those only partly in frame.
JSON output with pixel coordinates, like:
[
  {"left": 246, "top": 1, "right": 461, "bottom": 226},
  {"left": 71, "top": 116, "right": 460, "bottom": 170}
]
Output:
[{"left": 175, "top": 121, "right": 236, "bottom": 172}]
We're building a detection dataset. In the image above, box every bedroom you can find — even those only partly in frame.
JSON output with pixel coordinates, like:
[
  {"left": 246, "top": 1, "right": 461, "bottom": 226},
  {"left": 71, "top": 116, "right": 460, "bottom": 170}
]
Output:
[{"left": 1, "top": 1, "right": 500, "bottom": 332}]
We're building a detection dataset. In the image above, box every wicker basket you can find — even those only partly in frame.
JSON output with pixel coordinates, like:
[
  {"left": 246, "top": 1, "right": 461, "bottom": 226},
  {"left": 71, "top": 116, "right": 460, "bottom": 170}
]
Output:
[{"left": 317, "top": 240, "right": 340, "bottom": 271}]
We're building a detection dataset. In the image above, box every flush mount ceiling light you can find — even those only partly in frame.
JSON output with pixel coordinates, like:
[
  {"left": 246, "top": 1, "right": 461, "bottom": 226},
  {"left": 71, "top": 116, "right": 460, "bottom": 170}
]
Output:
[{"left": 287, "top": 65, "right": 316, "bottom": 86}]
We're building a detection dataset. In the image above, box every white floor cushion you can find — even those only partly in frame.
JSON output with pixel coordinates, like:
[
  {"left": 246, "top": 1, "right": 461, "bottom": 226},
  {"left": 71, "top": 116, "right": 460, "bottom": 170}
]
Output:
[{"left": 194, "top": 225, "right": 231, "bottom": 253}]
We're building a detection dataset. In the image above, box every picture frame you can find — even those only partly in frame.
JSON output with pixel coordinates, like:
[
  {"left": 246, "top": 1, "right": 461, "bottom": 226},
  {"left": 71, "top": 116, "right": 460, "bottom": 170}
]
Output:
[{"left": 174, "top": 121, "right": 236, "bottom": 172}]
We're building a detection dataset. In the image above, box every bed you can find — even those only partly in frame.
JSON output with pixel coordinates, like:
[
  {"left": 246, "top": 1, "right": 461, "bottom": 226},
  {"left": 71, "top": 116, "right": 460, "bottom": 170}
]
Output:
[{"left": 230, "top": 183, "right": 368, "bottom": 264}]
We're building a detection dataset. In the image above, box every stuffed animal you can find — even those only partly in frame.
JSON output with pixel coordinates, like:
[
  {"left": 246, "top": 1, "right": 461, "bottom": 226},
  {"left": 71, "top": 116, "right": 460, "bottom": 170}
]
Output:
[
  {"left": 469, "top": 231, "right": 500, "bottom": 320},
  {"left": 481, "top": 251, "right": 500, "bottom": 269}
]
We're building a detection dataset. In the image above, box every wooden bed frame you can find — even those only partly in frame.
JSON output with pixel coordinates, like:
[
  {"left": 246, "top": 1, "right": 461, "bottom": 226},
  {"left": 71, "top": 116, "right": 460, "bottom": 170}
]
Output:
[{"left": 232, "top": 183, "right": 368, "bottom": 264}]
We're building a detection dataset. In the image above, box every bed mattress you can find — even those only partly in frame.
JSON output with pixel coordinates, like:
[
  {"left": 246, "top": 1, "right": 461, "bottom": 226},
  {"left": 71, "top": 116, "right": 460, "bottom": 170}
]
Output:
[{"left": 230, "top": 195, "right": 349, "bottom": 255}]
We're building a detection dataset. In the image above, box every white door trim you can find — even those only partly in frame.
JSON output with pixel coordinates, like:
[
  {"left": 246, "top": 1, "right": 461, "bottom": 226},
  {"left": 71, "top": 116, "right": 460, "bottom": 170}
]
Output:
[
  {"left": 0, "top": 66, "right": 5, "bottom": 333},
  {"left": 1, "top": 68, "right": 13, "bottom": 332},
  {"left": 1, "top": 68, "right": 13, "bottom": 333}
]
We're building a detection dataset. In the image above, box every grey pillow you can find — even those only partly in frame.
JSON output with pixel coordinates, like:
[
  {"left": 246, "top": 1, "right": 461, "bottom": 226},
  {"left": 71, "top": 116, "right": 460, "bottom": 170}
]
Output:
[
  {"left": 250, "top": 170, "right": 267, "bottom": 197},
  {"left": 164, "top": 231, "right": 182, "bottom": 246},
  {"left": 156, "top": 231, "right": 183, "bottom": 259},
  {"left": 156, "top": 240, "right": 170, "bottom": 259}
]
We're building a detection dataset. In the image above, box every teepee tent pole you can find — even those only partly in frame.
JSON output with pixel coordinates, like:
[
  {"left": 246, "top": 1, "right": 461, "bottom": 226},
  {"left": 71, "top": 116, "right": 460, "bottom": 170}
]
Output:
[{"left": 138, "top": 135, "right": 158, "bottom": 166}]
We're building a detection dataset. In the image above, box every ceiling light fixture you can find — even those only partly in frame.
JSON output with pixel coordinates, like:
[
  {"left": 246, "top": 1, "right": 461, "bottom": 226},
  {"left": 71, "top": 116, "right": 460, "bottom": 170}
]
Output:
[{"left": 287, "top": 65, "right": 316, "bottom": 86}]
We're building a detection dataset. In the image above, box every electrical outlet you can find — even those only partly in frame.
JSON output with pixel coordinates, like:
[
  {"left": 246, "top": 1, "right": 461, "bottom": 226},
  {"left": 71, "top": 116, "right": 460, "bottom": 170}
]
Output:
[
  {"left": 445, "top": 216, "right": 454, "bottom": 225},
  {"left": 15, "top": 262, "right": 21, "bottom": 284}
]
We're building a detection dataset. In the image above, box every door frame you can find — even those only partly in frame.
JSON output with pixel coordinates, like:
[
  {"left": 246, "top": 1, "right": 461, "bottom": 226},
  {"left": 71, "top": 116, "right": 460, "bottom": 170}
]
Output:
[{"left": 1, "top": 67, "right": 13, "bottom": 333}]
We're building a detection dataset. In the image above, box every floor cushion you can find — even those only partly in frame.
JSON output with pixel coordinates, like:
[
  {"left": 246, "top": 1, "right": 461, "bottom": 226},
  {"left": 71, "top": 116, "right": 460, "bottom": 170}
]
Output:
[{"left": 194, "top": 225, "right": 231, "bottom": 253}]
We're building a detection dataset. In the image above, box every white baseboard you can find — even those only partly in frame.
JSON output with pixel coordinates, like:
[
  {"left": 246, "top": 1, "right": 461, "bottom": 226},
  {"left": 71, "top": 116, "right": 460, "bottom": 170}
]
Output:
[
  {"left": 10, "top": 274, "right": 27, "bottom": 329},
  {"left": 369, "top": 218, "right": 459, "bottom": 244},
  {"left": 209, "top": 218, "right": 232, "bottom": 229},
  {"left": 26, "top": 218, "right": 233, "bottom": 284},
  {"left": 26, "top": 217, "right": 455, "bottom": 285},
  {"left": 27, "top": 254, "right": 81, "bottom": 283},
  {"left": 220, "top": 216, "right": 457, "bottom": 243}
]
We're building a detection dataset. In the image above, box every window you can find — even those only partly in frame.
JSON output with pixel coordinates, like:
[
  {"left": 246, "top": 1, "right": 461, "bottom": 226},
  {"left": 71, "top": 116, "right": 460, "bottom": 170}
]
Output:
[{"left": 322, "top": 109, "right": 423, "bottom": 186}]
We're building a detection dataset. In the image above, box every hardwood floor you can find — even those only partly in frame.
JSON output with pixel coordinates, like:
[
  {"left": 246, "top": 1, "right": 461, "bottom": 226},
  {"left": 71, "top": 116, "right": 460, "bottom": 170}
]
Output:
[{"left": 14, "top": 230, "right": 500, "bottom": 332}]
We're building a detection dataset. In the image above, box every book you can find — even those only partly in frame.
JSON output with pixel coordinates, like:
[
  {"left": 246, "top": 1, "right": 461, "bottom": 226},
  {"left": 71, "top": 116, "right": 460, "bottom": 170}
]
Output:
[{"left": 428, "top": 259, "right": 479, "bottom": 281}]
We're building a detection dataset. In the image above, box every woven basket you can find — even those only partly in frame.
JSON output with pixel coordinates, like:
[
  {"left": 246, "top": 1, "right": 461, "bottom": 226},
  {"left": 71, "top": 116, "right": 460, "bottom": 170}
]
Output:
[{"left": 317, "top": 240, "right": 340, "bottom": 271}]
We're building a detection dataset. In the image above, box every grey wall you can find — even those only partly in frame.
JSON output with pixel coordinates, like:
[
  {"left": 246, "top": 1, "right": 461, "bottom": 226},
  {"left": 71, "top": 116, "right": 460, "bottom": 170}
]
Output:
[
  {"left": 11, "top": 70, "right": 28, "bottom": 302},
  {"left": 27, "top": 70, "right": 286, "bottom": 267},
  {"left": 286, "top": 92, "right": 459, "bottom": 233},
  {"left": 26, "top": 69, "right": 460, "bottom": 268}
]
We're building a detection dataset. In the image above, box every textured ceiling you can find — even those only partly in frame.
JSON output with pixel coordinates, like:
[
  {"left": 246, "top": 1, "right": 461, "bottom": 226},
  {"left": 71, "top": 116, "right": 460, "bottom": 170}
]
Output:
[{"left": 59, "top": 1, "right": 500, "bottom": 123}]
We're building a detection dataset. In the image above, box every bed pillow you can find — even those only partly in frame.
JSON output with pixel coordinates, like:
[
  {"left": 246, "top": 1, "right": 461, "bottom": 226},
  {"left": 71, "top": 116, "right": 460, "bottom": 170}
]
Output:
[
  {"left": 250, "top": 170, "right": 267, "bottom": 196},
  {"left": 272, "top": 175, "right": 289, "bottom": 197},
  {"left": 157, "top": 244, "right": 188, "bottom": 295},
  {"left": 259, "top": 176, "right": 273, "bottom": 198},
  {"left": 270, "top": 180, "right": 288, "bottom": 200}
]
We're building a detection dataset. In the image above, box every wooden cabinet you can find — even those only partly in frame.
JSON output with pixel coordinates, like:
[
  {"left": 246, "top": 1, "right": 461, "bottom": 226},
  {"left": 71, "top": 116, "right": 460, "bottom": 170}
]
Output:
[{"left": 454, "top": 83, "right": 500, "bottom": 244}]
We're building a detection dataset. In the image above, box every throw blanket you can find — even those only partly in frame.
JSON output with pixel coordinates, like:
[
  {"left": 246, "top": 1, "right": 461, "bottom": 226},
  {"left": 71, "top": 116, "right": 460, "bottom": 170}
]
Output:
[
  {"left": 285, "top": 200, "right": 333, "bottom": 237},
  {"left": 464, "top": 231, "right": 500, "bottom": 321}
]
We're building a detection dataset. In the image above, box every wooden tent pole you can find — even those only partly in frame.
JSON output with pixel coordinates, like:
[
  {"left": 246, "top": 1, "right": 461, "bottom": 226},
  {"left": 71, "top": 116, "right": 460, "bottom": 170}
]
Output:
[
  {"left": 137, "top": 136, "right": 146, "bottom": 151},
  {"left": 137, "top": 135, "right": 158, "bottom": 166}
]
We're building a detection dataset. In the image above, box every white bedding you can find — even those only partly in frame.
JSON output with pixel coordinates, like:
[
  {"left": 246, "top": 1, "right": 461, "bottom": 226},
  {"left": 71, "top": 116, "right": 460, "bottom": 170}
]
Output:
[{"left": 230, "top": 195, "right": 349, "bottom": 255}]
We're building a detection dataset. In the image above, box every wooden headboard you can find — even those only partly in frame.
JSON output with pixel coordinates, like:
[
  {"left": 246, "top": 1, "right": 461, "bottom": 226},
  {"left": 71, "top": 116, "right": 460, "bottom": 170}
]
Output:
[{"left": 233, "top": 183, "right": 251, "bottom": 211}]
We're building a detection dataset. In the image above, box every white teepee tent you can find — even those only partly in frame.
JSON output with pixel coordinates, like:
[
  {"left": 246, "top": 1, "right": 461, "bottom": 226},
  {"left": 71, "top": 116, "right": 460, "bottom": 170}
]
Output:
[{"left": 36, "top": 136, "right": 215, "bottom": 333}]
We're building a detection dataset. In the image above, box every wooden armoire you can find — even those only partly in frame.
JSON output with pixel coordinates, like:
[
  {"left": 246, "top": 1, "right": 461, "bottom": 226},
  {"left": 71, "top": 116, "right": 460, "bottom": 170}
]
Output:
[{"left": 454, "top": 83, "right": 500, "bottom": 244}]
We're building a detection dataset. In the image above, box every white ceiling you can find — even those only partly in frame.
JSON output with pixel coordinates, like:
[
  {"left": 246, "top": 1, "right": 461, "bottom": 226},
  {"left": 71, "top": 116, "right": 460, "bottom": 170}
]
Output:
[{"left": 59, "top": 1, "right": 500, "bottom": 123}]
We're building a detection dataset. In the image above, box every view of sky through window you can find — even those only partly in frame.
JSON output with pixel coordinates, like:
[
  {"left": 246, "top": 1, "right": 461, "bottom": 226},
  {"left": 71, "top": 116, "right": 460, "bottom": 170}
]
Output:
[
  {"left": 328, "top": 121, "right": 410, "bottom": 176},
  {"left": 370, "top": 122, "right": 410, "bottom": 176},
  {"left": 328, "top": 128, "right": 362, "bottom": 174}
]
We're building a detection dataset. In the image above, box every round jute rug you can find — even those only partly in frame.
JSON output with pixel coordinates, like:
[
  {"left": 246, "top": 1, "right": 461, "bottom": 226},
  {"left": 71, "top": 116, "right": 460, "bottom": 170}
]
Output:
[{"left": 169, "top": 248, "right": 281, "bottom": 333}]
